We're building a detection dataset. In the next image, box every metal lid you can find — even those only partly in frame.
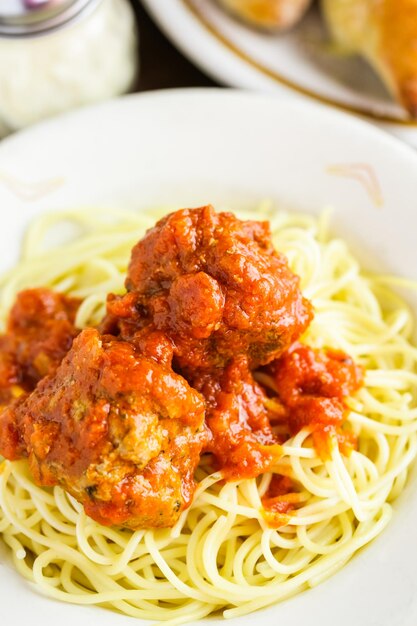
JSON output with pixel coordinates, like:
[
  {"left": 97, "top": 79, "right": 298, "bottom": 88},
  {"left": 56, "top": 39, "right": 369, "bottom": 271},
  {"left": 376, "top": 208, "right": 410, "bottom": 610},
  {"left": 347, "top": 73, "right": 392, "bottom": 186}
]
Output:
[{"left": 0, "top": 0, "right": 101, "bottom": 36}]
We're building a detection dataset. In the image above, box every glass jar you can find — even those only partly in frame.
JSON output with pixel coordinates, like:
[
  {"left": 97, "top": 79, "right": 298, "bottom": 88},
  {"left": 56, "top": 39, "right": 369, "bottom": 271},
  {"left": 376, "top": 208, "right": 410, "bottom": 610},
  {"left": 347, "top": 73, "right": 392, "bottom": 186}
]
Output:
[{"left": 0, "top": 0, "right": 139, "bottom": 137}]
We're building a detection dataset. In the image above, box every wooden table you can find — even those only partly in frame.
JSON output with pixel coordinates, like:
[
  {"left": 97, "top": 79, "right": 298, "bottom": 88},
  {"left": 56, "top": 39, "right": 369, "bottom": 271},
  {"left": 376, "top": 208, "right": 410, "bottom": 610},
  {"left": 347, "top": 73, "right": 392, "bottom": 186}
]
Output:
[{"left": 133, "top": 2, "right": 219, "bottom": 92}]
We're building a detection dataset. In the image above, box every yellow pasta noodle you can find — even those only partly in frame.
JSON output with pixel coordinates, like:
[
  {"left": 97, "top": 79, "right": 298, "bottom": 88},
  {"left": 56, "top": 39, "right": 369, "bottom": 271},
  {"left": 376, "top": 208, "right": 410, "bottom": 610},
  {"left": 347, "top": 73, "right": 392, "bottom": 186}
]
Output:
[{"left": 0, "top": 205, "right": 416, "bottom": 624}]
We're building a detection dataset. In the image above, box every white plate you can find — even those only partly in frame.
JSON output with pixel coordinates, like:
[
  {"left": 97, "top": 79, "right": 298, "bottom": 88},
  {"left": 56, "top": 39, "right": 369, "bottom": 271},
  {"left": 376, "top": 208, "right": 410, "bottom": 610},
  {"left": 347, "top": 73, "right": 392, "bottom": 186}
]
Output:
[
  {"left": 1, "top": 89, "right": 417, "bottom": 626},
  {"left": 140, "top": 0, "right": 417, "bottom": 149}
]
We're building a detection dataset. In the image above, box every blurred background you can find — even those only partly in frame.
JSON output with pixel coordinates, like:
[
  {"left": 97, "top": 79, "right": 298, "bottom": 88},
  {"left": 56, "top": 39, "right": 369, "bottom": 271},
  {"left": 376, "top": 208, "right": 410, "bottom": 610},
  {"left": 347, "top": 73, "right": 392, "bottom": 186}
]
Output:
[
  {"left": 1, "top": 0, "right": 417, "bottom": 146},
  {"left": 132, "top": 2, "right": 216, "bottom": 91}
]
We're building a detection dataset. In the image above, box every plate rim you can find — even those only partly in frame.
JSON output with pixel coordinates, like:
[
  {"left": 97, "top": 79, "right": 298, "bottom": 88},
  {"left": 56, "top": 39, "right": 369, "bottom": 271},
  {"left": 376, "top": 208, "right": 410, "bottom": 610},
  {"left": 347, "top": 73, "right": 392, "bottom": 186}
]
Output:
[{"left": 1, "top": 87, "right": 417, "bottom": 161}]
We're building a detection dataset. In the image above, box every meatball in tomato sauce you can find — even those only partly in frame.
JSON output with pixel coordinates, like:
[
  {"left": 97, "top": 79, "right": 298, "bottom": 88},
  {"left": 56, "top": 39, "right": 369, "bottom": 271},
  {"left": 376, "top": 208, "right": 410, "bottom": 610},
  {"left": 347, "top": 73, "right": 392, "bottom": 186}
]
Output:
[
  {"left": 0, "top": 328, "right": 207, "bottom": 529},
  {"left": 106, "top": 206, "right": 312, "bottom": 373},
  {"left": 0, "top": 288, "right": 79, "bottom": 407}
]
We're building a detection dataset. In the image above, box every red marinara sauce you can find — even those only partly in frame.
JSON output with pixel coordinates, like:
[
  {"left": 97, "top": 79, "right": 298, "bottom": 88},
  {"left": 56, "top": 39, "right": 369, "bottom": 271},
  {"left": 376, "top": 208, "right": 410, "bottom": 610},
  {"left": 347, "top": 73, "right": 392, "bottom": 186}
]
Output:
[
  {"left": 267, "top": 343, "right": 364, "bottom": 460},
  {"left": 261, "top": 475, "right": 304, "bottom": 528},
  {"left": 192, "top": 355, "right": 283, "bottom": 481}
]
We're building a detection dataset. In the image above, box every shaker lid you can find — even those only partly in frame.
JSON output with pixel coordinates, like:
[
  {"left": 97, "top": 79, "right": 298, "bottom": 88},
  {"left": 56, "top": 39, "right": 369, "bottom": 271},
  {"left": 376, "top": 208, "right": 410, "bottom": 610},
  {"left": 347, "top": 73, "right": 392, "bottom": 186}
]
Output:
[{"left": 0, "top": 0, "right": 100, "bottom": 36}]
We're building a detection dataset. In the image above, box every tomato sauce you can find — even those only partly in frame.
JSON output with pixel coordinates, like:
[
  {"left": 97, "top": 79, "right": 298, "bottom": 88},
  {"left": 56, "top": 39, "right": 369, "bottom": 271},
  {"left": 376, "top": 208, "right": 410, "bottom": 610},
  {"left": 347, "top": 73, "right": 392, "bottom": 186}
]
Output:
[
  {"left": 261, "top": 475, "right": 302, "bottom": 528},
  {"left": 266, "top": 343, "right": 363, "bottom": 460},
  {"left": 193, "top": 355, "right": 282, "bottom": 480}
]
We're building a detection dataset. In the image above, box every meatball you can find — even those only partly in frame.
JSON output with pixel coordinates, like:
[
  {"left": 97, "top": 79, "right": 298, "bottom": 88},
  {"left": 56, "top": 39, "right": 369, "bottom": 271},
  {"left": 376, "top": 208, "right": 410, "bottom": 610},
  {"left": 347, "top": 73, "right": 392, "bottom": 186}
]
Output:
[
  {"left": 0, "top": 336, "right": 21, "bottom": 406},
  {"left": 0, "top": 288, "right": 80, "bottom": 396},
  {"left": 193, "top": 355, "right": 282, "bottom": 479},
  {"left": 0, "top": 328, "right": 207, "bottom": 529},
  {"left": 106, "top": 206, "right": 313, "bottom": 373}
]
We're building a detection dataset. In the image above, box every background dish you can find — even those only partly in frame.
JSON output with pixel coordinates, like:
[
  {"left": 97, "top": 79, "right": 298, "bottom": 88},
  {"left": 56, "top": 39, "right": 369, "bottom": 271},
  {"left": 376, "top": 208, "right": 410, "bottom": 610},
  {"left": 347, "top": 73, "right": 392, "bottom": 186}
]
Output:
[
  {"left": 140, "top": 0, "right": 417, "bottom": 149},
  {"left": 1, "top": 88, "right": 417, "bottom": 626}
]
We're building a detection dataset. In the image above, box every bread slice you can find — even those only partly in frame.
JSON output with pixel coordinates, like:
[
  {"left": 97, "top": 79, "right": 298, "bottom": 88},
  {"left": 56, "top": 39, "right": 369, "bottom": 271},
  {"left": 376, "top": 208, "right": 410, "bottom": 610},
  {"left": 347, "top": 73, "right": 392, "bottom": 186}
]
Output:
[
  {"left": 322, "top": 0, "right": 417, "bottom": 117},
  {"left": 217, "top": 0, "right": 313, "bottom": 31}
]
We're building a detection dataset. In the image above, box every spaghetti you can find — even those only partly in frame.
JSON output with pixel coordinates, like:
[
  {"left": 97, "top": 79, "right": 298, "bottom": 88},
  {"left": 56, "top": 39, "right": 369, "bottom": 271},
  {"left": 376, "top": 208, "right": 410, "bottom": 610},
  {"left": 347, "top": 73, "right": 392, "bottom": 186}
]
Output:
[{"left": 0, "top": 205, "right": 416, "bottom": 624}]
